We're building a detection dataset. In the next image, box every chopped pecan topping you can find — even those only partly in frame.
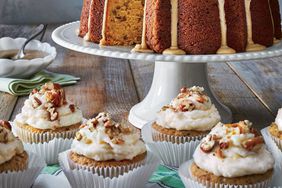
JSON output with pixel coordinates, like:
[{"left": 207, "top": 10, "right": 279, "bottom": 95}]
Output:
[
  {"left": 69, "top": 104, "right": 75, "bottom": 113},
  {"left": 85, "top": 138, "right": 92, "bottom": 144},
  {"left": 0, "top": 120, "right": 12, "bottom": 131},
  {"left": 241, "top": 136, "right": 264, "bottom": 151},
  {"left": 0, "top": 128, "right": 8, "bottom": 143},
  {"left": 200, "top": 139, "right": 216, "bottom": 153},
  {"left": 47, "top": 107, "right": 58, "bottom": 121},
  {"left": 197, "top": 96, "right": 206, "bottom": 103},
  {"left": 32, "top": 88, "right": 39, "bottom": 94},
  {"left": 91, "top": 119, "right": 99, "bottom": 128},
  {"left": 215, "top": 147, "right": 225, "bottom": 158},
  {"left": 104, "top": 120, "right": 113, "bottom": 128},
  {"left": 32, "top": 97, "right": 42, "bottom": 108},
  {"left": 112, "top": 138, "right": 125, "bottom": 145},
  {"left": 180, "top": 87, "right": 188, "bottom": 93},
  {"left": 79, "top": 124, "right": 86, "bottom": 129},
  {"left": 46, "top": 91, "right": 62, "bottom": 107},
  {"left": 219, "top": 141, "right": 229, "bottom": 149},
  {"left": 179, "top": 104, "right": 189, "bottom": 112},
  {"left": 75, "top": 132, "right": 83, "bottom": 141}
]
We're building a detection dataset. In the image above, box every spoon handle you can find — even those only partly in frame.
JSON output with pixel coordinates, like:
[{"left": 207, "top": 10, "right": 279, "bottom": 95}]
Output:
[{"left": 14, "top": 24, "right": 46, "bottom": 59}]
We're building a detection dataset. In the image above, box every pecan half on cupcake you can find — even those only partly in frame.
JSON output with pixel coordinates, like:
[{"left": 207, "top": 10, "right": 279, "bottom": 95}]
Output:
[{"left": 152, "top": 86, "right": 221, "bottom": 143}]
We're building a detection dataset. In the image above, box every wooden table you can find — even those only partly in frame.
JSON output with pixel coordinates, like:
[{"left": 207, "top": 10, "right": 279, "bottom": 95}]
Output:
[{"left": 1, "top": 24, "right": 282, "bottom": 130}]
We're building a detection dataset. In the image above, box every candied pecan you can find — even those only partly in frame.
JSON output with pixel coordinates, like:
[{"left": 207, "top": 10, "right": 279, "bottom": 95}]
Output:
[
  {"left": 47, "top": 107, "right": 58, "bottom": 121},
  {"left": 91, "top": 119, "right": 98, "bottom": 128},
  {"left": 112, "top": 138, "right": 125, "bottom": 145},
  {"left": 196, "top": 96, "right": 206, "bottom": 103},
  {"left": 0, "top": 128, "right": 8, "bottom": 143},
  {"left": 180, "top": 87, "right": 188, "bottom": 93},
  {"left": 179, "top": 104, "right": 189, "bottom": 112},
  {"left": 75, "top": 132, "right": 83, "bottom": 141},
  {"left": 219, "top": 141, "right": 229, "bottom": 149},
  {"left": 200, "top": 140, "right": 215, "bottom": 153},
  {"left": 242, "top": 136, "right": 264, "bottom": 151},
  {"left": 215, "top": 147, "right": 225, "bottom": 158},
  {"left": 69, "top": 104, "right": 75, "bottom": 113},
  {"left": 0, "top": 120, "right": 12, "bottom": 131},
  {"left": 32, "top": 88, "right": 39, "bottom": 94},
  {"left": 32, "top": 97, "right": 42, "bottom": 108},
  {"left": 104, "top": 120, "right": 113, "bottom": 128}
]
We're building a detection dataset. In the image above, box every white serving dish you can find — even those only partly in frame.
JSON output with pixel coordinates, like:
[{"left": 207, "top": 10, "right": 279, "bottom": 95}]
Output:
[{"left": 0, "top": 37, "right": 56, "bottom": 78}]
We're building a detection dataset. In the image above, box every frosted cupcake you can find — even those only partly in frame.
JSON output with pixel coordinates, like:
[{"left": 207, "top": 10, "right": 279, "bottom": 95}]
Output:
[
  {"left": 268, "top": 108, "right": 282, "bottom": 150},
  {"left": 69, "top": 112, "right": 147, "bottom": 177},
  {"left": 190, "top": 120, "right": 274, "bottom": 187},
  {"left": 152, "top": 86, "right": 221, "bottom": 143},
  {"left": 0, "top": 120, "right": 45, "bottom": 188},
  {"left": 0, "top": 120, "right": 28, "bottom": 173},
  {"left": 14, "top": 82, "right": 83, "bottom": 143}
]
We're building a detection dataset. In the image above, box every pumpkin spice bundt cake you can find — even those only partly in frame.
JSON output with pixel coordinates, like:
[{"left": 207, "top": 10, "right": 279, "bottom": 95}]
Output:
[{"left": 78, "top": 0, "right": 282, "bottom": 55}]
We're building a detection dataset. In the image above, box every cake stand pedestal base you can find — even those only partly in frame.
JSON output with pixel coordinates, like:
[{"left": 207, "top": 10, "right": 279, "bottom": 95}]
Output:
[{"left": 128, "top": 61, "right": 232, "bottom": 129}]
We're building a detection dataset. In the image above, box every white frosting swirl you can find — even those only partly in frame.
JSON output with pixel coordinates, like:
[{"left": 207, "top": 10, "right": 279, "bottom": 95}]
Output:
[
  {"left": 193, "top": 121, "right": 274, "bottom": 178},
  {"left": 72, "top": 113, "right": 146, "bottom": 161},
  {"left": 14, "top": 83, "right": 83, "bottom": 130},
  {"left": 275, "top": 108, "right": 282, "bottom": 131},
  {"left": 0, "top": 126, "right": 25, "bottom": 165},
  {"left": 156, "top": 86, "right": 220, "bottom": 131}
]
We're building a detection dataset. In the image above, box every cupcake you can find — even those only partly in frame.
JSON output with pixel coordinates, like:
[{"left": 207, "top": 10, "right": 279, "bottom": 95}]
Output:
[
  {"left": 0, "top": 120, "right": 28, "bottom": 173},
  {"left": 152, "top": 86, "right": 221, "bottom": 143},
  {"left": 0, "top": 120, "right": 45, "bottom": 188},
  {"left": 13, "top": 82, "right": 83, "bottom": 143},
  {"left": 268, "top": 108, "right": 282, "bottom": 150},
  {"left": 189, "top": 120, "right": 274, "bottom": 187},
  {"left": 69, "top": 112, "right": 147, "bottom": 177}
]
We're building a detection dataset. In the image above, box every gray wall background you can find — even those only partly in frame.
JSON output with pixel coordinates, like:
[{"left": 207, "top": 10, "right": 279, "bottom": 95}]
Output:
[{"left": 0, "top": 0, "right": 282, "bottom": 24}]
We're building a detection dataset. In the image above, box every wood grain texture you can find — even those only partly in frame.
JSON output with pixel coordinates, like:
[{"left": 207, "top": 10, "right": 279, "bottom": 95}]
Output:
[
  {"left": 228, "top": 58, "right": 282, "bottom": 116},
  {"left": 0, "top": 25, "right": 42, "bottom": 120},
  {"left": 11, "top": 25, "right": 139, "bottom": 122},
  {"left": 130, "top": 60, "right": 274, "bottom": 129}
]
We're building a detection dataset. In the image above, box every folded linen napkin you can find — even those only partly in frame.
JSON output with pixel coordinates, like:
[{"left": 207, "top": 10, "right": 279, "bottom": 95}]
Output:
[{"left": 0, "top": 70, "right": 80, "bottom": 96}]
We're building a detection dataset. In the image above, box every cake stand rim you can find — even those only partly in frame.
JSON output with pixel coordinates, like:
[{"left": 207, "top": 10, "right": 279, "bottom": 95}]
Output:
[{"left": 51, "top": 21, "right": 282, "bottom": 63}]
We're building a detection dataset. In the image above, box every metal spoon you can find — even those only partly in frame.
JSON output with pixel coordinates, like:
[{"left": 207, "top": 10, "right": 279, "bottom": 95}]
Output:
[{"left": 12, "top": 24, "right": 46, "bottom": 60}]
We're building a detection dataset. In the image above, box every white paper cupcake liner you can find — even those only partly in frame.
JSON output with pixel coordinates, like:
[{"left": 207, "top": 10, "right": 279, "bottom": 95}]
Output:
[
  {"left": 261, "top": 128, "right": 282, "bottom": 168},
  {"left": 141, "top": 123, "right": 201, "bottom": 167},
  {"left": 13, "top": 121, "right": 78, "bottom": 143},
  {"left": 24, "top": 138, "right": 73, "bottom": 165},
  {"left": 0, "top": 152, "right": 46, "bottom": 188},
  {"left": 178, "top": 160, "right": 273, "bottom": 188},
  {"left": 151, "top": 125, "right": 206, "bottom": 143},
  {"left": 68, "top": 152, "right": 146, "bottom": 178},
  {"left": 59, "top": 150, "right": 160, "bottom": 188}
]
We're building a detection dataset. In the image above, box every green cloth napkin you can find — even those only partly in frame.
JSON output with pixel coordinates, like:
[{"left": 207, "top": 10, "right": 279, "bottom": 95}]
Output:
[
  {"left": 0, "top": 70, "right": 80, "bottom": 96},
  {"left": 42, "top": 164, "right": 184, "bottom": 188}
]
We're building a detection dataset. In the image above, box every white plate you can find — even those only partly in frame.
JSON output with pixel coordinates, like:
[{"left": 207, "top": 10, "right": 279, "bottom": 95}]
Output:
[
  {"left": 52, "top": 21, "right": 282, "bottom": 63},
  {"left": 0, "top": 37, "right": 56, "bottom": 78}
]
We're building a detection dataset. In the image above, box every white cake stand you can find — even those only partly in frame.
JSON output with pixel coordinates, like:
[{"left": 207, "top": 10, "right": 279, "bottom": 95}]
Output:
[{"left": 52, "top": 21, "right": 282, "bottom": 129}]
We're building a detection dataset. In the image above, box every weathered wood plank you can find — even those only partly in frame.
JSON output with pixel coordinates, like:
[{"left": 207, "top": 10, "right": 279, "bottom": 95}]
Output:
[
  {"left": 11, "top": 25, "right": 139, "bottom": 122},
  {"left": 228, "top": 58, "right": 282, "bottom": 116},
  {"left": 130, "top": 60, "right": 274, "bottom": 129},
  {"left": 0, "top": 25, "right": 42, "bottom": 120}
]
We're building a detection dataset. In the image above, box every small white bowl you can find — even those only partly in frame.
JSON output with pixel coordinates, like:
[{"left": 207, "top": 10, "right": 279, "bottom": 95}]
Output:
[{"left": 0, "top": 37, "right": 56, "bottom": 78}]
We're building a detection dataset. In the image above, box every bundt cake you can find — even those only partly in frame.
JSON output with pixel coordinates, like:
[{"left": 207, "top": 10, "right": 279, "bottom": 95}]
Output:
[{"left": 78, "top": 0, "right": 281, "bottom": 55}]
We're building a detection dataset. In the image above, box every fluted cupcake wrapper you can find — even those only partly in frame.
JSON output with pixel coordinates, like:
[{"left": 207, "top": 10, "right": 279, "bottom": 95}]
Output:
[
  {"left": 151, "top": 125, "right": 206, "bottom": 144},
  {"left": 59, "top": 150, "right": 160, "bottom": 188},
  {"left": 261, "top": 128, "right": 282, "bottom": 168},
  {"left": 24, "top": 138, "right": 73, "bottom": 165},
  {"left": 68, "top": 152, "right": 146, "bottom": 178},
  {"left": 178, "top": 160, "right": 273, "bottom": 188},
  {"left": 142, "top": 123, "right": 201, "bottom": 167},
  {"left": 0, "top": 152, "right": 46, "bottom": 188},
  {"left": 12, "top": 122, "right": 78, "bottom": 143}
]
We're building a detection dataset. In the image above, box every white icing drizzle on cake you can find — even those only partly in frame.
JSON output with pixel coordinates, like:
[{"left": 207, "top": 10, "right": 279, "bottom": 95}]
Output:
[
  {"left": 216, "top": 0, "right": 236, "bottom": 54},
  {"left": 100, "top": 0, "right": 109, "bottom": 45},
  {"left": 83, "top": 0, "right": 94, "bottom": 41},
  {"left": 163, "top": 0, "right": 186, "bottom": 55},
  {"left": 132, "top": 0, "right": 154, "bottom": 53},
  {"left": 268, "top": 0, "right": 280, "bottom": 44},
  {"left": 244, "top": 0, "right": 266, "bottom": 52}
]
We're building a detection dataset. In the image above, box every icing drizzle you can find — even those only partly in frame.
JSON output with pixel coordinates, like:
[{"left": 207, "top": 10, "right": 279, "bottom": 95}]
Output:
[
  {"left": 163, "top": 0, "right": 186, "bottom": 55},
  {"left": 245, "top": 0, "right": 266, "bottom": 52},
  {"left": 216, "top": 0, "right": 236, "bottom": 54},
  {"left": 132, "top": 0, "right": 154, "bottom": 53}
]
